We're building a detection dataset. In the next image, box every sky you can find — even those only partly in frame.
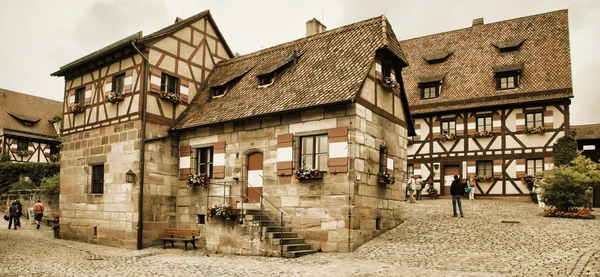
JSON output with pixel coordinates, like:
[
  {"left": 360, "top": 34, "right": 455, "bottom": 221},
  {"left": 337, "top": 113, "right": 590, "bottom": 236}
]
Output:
[{"left": 0, "top": 0, "right": 598, "bottom": 125}]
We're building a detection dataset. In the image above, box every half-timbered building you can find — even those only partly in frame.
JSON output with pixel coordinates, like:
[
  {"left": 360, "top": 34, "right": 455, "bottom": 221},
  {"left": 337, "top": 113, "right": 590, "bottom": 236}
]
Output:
[
  {"left": 51, "top": 11, "right": 233, "bottom": 249},
  {"left": 0, "top": 88, "right": 62, "bottom": 163},
  {"left": 400, "top": 10, "right": 573, "bottom": 196},
  {"left": 572, "top": 123, "right": 600, "bottom": 207}
]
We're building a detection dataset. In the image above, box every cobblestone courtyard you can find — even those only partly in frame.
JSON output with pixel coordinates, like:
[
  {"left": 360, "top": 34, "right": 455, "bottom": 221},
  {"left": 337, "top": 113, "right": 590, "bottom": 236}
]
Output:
[{"left": 1, "top": 199, "right": 599, "bottom": 276}]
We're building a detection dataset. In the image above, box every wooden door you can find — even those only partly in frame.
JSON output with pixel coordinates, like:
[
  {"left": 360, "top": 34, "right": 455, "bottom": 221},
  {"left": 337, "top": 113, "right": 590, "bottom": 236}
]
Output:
[
  {"left": 443, "top": 165, "right": 460, "bottom": 196},
  {"left": 247, "top": 152, "right": 263, "bottom": 203}
]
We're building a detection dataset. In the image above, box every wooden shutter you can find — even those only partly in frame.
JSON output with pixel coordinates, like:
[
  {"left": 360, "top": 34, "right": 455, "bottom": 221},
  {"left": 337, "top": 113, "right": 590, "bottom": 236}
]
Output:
[
  {"left": 386, "top": 147, "right": 394, "bottom": 175},
  {"left": 516, "top": 159, "right": 525, "bottom": 178},
  {"left": 467, "top": 160, "right": 477, "bottom": 175},
  {"left": 84, "top": 84, "right": 92, "bottom": 106},
  {"left": 413, "top": 123, "right": 421, "bottom": 141},
  {"left": 543, "top": 110, "right": 553, "bottom": 129},
  {"left": 213, "top": 141, "right": 226, "bottom": 179},
  {"left": 179, "top": 145, "right": 191, "bottom": 180},
  {"left": 180, "top": 79, "right": 189, "bottom": 103},
  {"left": 544, "top": 157, "right": 554, "bottom": 171},
  {"left": 467, "top": 116, "right": 476, "bottom": 134},
  {"left": 516, "top": 112, "right": 525, "bottom": 132},
  {"left": 28, "top": 142, "right": 34, "bottom": 155},
  {"left": 493, "top": 160, "right": 502, "bottom": 178},
  {"left": 43, "top": 144, "right": 50, "bottom": 157},
  {"left": 492, "top": 114, "right": 501, "bottom": 133},
  {"left": 277, "top": 134, "right": 293, "bottom": 176},
  {"left": 124, "top": 69, "right": 133, "bottom": 94},
  {"left": 432, "top": 117, "right": 441, "bottom": 139},
  {"left": 328, "top": 127, "right": 348, "bottom": 173},
  {"left": 150, "top": 68, "right": 162, "bottom": 93}
]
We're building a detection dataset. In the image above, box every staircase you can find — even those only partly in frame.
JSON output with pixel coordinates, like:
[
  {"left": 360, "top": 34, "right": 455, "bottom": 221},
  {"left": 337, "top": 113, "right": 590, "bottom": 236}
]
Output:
[{"left": 244, "top": 208, "right": 317, "bottom": 258}]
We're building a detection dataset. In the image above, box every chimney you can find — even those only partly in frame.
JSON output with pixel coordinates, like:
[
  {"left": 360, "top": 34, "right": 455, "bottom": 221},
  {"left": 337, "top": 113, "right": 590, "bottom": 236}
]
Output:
[
  {"left": 472, "top": 18, "right": 484, "bottom": 26},
  {"left": 306, "top": 18, "right": 327, "bottom": 37}
]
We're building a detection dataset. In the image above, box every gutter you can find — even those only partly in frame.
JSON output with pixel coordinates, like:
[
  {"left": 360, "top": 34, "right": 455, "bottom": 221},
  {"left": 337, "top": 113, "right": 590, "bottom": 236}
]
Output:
[{"left": 131, "top": 41, "right": 149, "bottom": 250}]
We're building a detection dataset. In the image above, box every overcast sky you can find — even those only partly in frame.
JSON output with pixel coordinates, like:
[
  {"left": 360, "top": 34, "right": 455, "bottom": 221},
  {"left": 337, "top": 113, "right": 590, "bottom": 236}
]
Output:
[{"left": 1, "top": 0, "right": 598, "bottom": 125}]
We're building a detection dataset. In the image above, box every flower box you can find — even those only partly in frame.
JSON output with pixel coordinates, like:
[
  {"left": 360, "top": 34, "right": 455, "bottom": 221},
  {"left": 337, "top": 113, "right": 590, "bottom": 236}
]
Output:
[
  {"left": 105, "top": 92, "right": 125, "bottom": 103},
  {"left": 524, "top": 126, "right": 547, "bottom": 135},
  {"left": 16, "top": 150, "right": 28, "bottom": 157},
  {"left": 377, "top": 172, "right": 395, "bottom": 185},
  {"left": 187, "top": 173, "right": 208, "bottom": 188},
  {"left": 380, "top": 76, "right": 398, "bottom": 91},
  {"left": 476, "top": 175, "right": 494, "bottom": 182},
  {"left": 207, "top": 204, "right": 237, "bottom": 221},
  {"left": 440, "top": 133, "right": 457, "bottom": 142},
  {"left": 49, "top": 153, "right": 61, "bottom": 163},
  {"left": 472, "top": 130, "right": 494, "bottom": 138},
  {"left": 295, "top": 168, "right": 323, "bottom": 180},
  {"left": 68, "top": 103, "right": 84, "bottom": 114},
  {"left": 160, "top": 92, "right": 181, "bottom": 104}
]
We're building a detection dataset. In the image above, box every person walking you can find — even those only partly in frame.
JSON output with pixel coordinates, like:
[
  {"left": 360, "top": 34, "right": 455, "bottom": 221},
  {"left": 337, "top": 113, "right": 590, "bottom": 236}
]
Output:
[
  {"left": 467, "top": 175, "right": 477, "bottom": 200},
  {"left": 11, "top": 200, "right": 23, "bottom": 228},
  {"left": 34, "top": 200, "right": 44, "bottom": 229},
  {"left": 450, "top": 175, "right": 466, "bottom": 217},
  {"left": 415, "top": 175, "right": 423, "bottom": 200},
  {"left": 407, "top": 175, "right": 416, "bottom": 203},
  {"left": 8, "top": 202, "right": 18, "bottom": 230}
]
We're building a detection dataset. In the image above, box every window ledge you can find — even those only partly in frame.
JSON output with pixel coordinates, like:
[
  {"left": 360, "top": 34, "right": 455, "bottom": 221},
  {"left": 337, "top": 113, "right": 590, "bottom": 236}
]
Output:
[
  {"left": 496, "top": 87, "right": 518, "bottom": 91},
  {"left": 258, "top": 83, "right": 273, "bottom": 89}
]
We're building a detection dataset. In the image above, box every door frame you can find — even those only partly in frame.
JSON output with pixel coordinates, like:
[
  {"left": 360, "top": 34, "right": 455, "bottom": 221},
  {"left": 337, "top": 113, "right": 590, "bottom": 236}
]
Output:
[
  {"left": 242, "top": 149, "right": 264, "bottom": 203},
  {"left": 442, "top": 164, "right": 461, "bottom": 196}
]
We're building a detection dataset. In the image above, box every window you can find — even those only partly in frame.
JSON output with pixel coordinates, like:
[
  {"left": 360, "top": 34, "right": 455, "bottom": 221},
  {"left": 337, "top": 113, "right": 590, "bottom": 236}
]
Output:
[
  {"left": 420, "top": 83, "right": 440, "bottom": 99},
  {"left": 379, "top": 146, "right": 388, "bottom": 174},
  {"left": 91, "top": 165, "right": 104, "bottom": 194},
  {"left": 17, "top": 141, "right": 28, "bottom": 151},
  {"left": 526, "top": 112, "right": 543, "bottom": 128},
  {"left": 113, "top": 74, "right": 125, "bottom": 94},
  {"left": 212, "top": 85, "right": 227, "bottom": 98},
  {"left": 526, "top": 159, "right": 543, "bottom": 176},
  {"left": 197, "top": 147, "right": 214, "bottom": 177},
  {"left": 496, "top": 72, "right": 519, "bottom": 90},
  {"left": 382, "top": 60, "right": 393, "bottom": 79},
  {"left": 258, "top": 74, "right": 274, "bottom": 87},
  {"left": 75, "top": 87, "right": 85, "bottom": 106},
  {"left": 476, "top": 116, "right": 492, "bottom": 132},
  {"left": 161, "top": 73, "right": 179, "bottom": 94},
  {"left": 50, "top": 145, "right": 60, "bottom": 155},
  {"left": 300, "top": 135, "right": 328, "bottom": 172},
  {"left": 441, "top": 120, "right": 456, "bottom": 136},
  {"left": 476, "top": 161, "right": 493, "bottom": 177}
]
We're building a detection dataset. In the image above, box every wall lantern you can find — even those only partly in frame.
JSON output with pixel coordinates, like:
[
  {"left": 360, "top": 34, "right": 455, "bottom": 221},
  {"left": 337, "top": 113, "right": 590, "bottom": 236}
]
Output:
[
  {"left": 434, "top": 164, "right": 440, "bottom": 170},
  {"left": 126, "top": 169, "right": 136, "bottom": 183}
]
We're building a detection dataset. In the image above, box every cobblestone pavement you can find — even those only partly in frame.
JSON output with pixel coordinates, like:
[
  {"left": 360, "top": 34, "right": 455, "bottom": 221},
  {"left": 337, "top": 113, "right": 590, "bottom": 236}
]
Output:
[{"left": 1, "top": 199, "right": 599, "bottom": 276}]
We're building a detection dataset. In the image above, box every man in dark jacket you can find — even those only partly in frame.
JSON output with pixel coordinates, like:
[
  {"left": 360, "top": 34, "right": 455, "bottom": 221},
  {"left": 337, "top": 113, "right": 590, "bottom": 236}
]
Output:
[
  {"left": 450, "top": 175, "right": 466, "bottom": 217},
  {"left": 8, "top": 203, "right": 18, "bottom": 230}
]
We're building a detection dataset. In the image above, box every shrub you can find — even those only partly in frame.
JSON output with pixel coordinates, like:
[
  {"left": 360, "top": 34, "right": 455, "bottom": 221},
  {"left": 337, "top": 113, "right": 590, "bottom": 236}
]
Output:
[
  {"left": 9, "top": 180, "right": 37, "bottom": 191},
  {"left": 39, "top": 173, "right": 60, "bottom": 195},
  {"left": 541, "top": 154, "right": 600, "bottom": 212},
  {"left": 0, "top": 162, "right": 59, "bottom": 193},
  {"left": 543, "top": 207, "right": 595, "bottom": 219},
  {"left": 553, "top": 136, "right": 578, "bottom": 166}
]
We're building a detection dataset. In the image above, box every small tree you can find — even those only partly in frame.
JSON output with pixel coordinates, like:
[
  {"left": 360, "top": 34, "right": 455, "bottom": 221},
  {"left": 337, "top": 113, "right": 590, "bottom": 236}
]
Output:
[
  {"left": 39, "top": 173, "right": 60, "bottom": 195},
  {"left": 541, "top": 154, "right": 600, "bottom": 212},
  {"left": 553, "top": 136, "right": 578, "bottom": 166}
]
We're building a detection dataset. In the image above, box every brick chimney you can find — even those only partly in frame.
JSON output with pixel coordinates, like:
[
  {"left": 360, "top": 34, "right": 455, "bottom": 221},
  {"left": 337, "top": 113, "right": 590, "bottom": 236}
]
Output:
[
  {"left": 306, "top": 18, "right": 327, "bottom": 37},
  {"left": 472, "top": 18, "right": 484, "bottom": 26}
]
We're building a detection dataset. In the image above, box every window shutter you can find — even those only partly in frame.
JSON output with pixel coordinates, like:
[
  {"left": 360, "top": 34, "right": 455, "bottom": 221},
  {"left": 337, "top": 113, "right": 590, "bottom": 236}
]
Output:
[
  {"left": 104, "top": 77, "right": 112, "bottom": 95},
  {"left": 150, "top": 68, "right": 162, "bottom": 93},
  {"left": 492, "top": 114, "right": 501, "bottom": 133},
  {"left": 277, "top": 134, "right": 293, "bottom": 176},
  {"left": 516, "top": 159, "right": 525, "bottom": 178},
  {"left": 413, "top": 124, "right": 421, "bottom": 141},
  {"left": 84, "top": 84, "right": 92, "bottom": 106},
  {"left": 432, "top": 118, "right": 441, "bottom": 139},
  {"left": 467, "top": 160, "right": 476, "bottom": 175},
  {"left": 67, "top": 90, "right": 75, "bottom": 106},
  {"left": 28, "top": 142, "right": 34, "bottom": 155},
  {"left": 328, "top": 127, "right": 348, "bottom": 173},
  {"left": 493, "top": 160, "right": 502, "bottom": 178},
  {"left": 516, "top": 113, "right": 525, "bottom": 132},
  {"left": 43, "top": 144, "right": 50, "bottom": 157},
  {"left": 456, "top": 118, "right": 465, "bottom": 137},
  {"left": 543, "top": 110, "right": 553, "bottom": 129},
  {"left": 124, "top": 69, "right": 133, "bottom": 94},
  {"left": 467, "top": 116, "right": 476, "bottom": 134},
  {"left": 386, "top": 147, "right": 394, "bottom": 176},
  {"left": 544, "top": 157, "right": 554, "bottom": 170},
  {"left": 179, "top": 145, "right": 192, "bottom": 180},
  {"left": 213, "top": 141, "right": 226, "bottom": 179},
  {"left": 180, "top": 79, "right": 189, "bottom": 103}
]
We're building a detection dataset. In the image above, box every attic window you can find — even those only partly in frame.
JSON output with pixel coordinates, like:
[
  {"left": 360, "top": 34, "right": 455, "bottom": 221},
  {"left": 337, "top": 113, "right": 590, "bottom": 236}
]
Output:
[
  {"left": 258, "top": 74, "right": 274, "bottom": 87},
  {"left": 418, "top": 74, "right": 445, "bottom": 100},
  {"left": 494, "top": 64, "right": 522, "bottom": 90},
  {"left": 382, "top": 60, "right": 393, "bottom": 79},
  {"left": 212, "top": 85, "right": 227, "bottom": 98},
  {"left": 423, "top": 51, "right": 453, "bottom": 64}
]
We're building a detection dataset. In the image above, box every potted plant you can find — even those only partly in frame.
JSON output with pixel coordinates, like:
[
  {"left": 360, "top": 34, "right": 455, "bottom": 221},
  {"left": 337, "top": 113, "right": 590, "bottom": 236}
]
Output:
[
  {"left": 68, "top": 103, "right": 83, "bottom": 114},
  {"left": 187, "top": 173, "right": 208, "bottom": 188},
  {"left": 427, "top": 185, "right": 438, "bottom": 199},
  {"left": 207, "top": 204, "right": 237, "bottom": 221},
  {"left": 295, "top": 168, "right": 323, "bottom": 180},
  {"left": 49, "top": 153, "right": 61, "bottom": 163},
  {"left": 380, "top": 76, "right": 397, "bottom": 90},
  {"left": 524, "top": 126, "right": 547, "bottom": 135},
  {"left": 440, "top": 133, "right": 457, "bottom": 142},
  {"left": 105, "top": 91, "right": 125, "bottom": 103},
  {"left": 477, "top": 175, "right": 494, "bottom": 182},
  {"left": 472, "top": 130, "right": 494, "bottom": 138},
  {"left": 16, "top": 150, "right": 28, "bottom": 156},
  {"left": 160, "top": 91, "right": 181, "bottom": 104},
  {"left": 377, "top": 171, "right": 395, "bottom": 185}
]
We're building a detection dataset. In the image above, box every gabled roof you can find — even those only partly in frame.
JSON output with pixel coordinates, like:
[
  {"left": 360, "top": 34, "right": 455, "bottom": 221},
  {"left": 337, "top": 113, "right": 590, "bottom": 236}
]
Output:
[
  {"left": 572, "top": 124, "right": 600, "bottom": 140},
  {"left": 399, "top": 10, "right": 573, "bottom": 115},
  {"left": 174, "top": 15, "right": 410, "bottom": 130},
  {"left": 0, "top": 88, "right": 62, "bottom": 139},
  {"left": 52, "top": 10, "right": 233, "bottom": 77}
]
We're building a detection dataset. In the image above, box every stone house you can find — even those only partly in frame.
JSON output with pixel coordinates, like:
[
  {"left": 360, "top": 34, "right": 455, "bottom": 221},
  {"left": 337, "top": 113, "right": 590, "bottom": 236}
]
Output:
[
  {"left": 0, "top": 88, "right": 62, "bottom": 163},
  {"left": 400, "top": 10, "right": 573, "bottom": 196},
  {"left": 51, "top": 10, "right": 414, "bottom": 255}
]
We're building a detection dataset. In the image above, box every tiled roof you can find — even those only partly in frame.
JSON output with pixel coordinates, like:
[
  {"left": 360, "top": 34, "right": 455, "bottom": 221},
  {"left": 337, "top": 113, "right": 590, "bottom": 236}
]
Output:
[
  {"left": 0, "top": 88, "right": 62, "bottom": 138},
  {"left": 399, "top": 10, "right": 573, "bottom": 116},
  {"left": 572, "top": 124, "right": 600, "bottom": 140},
  {"left": 175, "top": 16, "right": 409, "bottom": 130},
  {"left": 492, "top": 38, "right": 526, "bottom": 49}
]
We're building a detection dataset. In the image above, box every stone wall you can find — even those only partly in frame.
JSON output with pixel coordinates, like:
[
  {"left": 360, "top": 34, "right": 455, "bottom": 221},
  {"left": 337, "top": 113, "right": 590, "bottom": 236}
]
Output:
[
  {"left": 1, "top": 193, "right": 59, "bottom": 219},
  {"left": 59, "top": 121, "right": 142, "bottom": 249}
]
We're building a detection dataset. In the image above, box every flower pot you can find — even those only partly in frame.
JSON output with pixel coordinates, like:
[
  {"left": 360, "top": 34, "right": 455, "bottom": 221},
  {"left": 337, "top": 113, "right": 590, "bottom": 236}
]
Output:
[{"left": 428, "top": 192, "right": 438, "bottom": 199}]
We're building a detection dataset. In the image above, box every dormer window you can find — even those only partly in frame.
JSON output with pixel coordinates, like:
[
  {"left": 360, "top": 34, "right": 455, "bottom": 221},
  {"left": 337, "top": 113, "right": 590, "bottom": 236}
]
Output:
[
  {"left": 418, "top": 74, "right": 445, "bottom": 100},
  {"left": 494, "top": 64, "right": 522, "bottom": 90},
  {"left": 423, "top": 50, "right": 453, "bottom": 64},
  {"left": 493, "top": 38, "right": 526, "bottom": 53},
  {"left": 258, "top": 74, "right": 274, "bottom": 87},
  {"left": 382, "top": 60, "right": 393, "bottom": 79},
  {"left": 212, "top": 85, "right": 227, "bottom": 98}
]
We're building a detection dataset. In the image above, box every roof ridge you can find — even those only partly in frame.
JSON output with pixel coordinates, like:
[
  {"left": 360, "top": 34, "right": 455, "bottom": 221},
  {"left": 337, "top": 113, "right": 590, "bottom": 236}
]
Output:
[
  {"left": 0, "top": 88, "right": 62, "bottom": 104},
  {"left": 140, "top": 10, "right": 210, "bottom": 41},
  {"left": 399, "top": 9, "right": 567, "bottom": 43},
  {"left": 214, "top": 15, "right": 383, "bottom": 67}
]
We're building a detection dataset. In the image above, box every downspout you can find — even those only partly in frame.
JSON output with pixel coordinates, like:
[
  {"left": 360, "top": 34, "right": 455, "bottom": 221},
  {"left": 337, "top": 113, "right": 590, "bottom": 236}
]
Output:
[{"left": 132, "top": 41, "right": 149, "bottom": 250}]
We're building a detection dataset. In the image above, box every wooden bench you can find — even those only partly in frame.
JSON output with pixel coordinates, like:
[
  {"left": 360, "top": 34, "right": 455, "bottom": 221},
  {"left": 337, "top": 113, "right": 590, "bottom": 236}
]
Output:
[{"left": 157, "top": 228, "right": 200, "bottom": 251}]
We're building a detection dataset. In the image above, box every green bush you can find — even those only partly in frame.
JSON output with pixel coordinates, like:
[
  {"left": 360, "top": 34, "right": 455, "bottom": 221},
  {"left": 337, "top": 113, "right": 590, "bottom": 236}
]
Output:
[
  {"left": 553, "top": 136, "right": 578, "bottom": 166},
  {"left": 541, "top": 154, "right": 600, "bottom": 212},
  {"left": 0, "top": 162, "right": 59, "bottom": 193},
  {"left": 9, "top": 180, "right": 37, "bottom": 191},
  {"left": 39, "top": 173, "right": 60, "bottom": 195}
]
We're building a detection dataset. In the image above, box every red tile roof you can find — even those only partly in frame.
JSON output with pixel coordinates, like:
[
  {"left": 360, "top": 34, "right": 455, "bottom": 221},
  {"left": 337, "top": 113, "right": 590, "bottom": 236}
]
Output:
[
  {"left": 572, "top": 124, "right": 600, "bottom": 140},
  {"left": 0, "top": 88, "right": 62, "bottom": 139},
  {"left": 399, "top": 10, "right": 573, "bottom": 115},
  {"left": 175, "top": 15, "right": 409, "bottom": 130}
]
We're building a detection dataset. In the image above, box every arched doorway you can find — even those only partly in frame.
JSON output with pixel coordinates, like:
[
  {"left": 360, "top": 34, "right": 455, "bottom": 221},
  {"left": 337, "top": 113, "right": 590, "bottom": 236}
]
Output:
[{"left": 247, "top": 152, "right": 263, "bottom": 203}]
